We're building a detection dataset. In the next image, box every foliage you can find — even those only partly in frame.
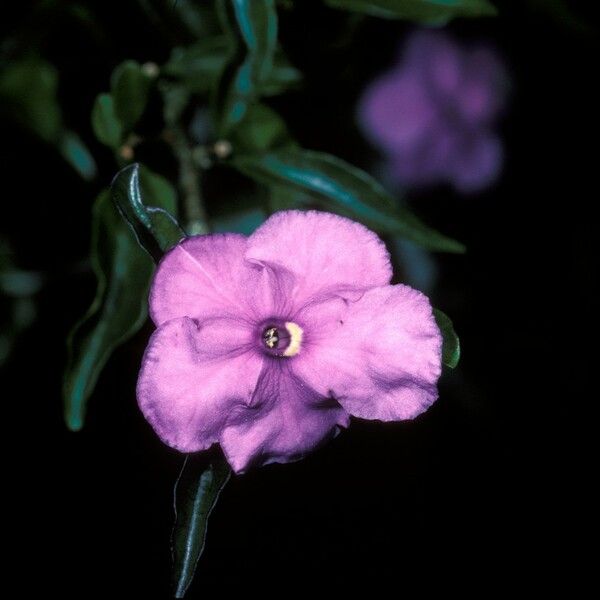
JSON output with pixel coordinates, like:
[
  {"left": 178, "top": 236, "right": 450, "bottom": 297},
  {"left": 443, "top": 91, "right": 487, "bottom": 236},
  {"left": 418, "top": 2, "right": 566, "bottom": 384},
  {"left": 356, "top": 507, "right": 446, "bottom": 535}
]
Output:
[{"left": 0, "top": 0, "right": 487, "bottom": 595}]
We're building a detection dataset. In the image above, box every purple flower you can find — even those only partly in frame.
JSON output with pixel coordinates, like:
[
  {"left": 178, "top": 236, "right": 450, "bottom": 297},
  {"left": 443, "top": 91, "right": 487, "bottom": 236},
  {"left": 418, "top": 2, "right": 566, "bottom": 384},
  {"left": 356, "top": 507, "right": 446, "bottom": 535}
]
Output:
[
  {"left": 137, "top": 211, "right": 442, "bottom": 473},
  {"left": 359, "top": 31, "right": 509, "bottom": 193}
]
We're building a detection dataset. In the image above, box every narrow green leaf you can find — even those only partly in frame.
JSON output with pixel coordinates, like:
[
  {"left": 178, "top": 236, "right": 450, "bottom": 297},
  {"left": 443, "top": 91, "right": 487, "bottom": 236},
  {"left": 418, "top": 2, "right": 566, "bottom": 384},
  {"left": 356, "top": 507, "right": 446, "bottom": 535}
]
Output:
[
  {"left": 111, "top": 163, "right": 185, "bottom": 261},
  {"left": 434, "top": 308, "right": 460, "bottom": 368},
  {"left": 325, "top": 0, "right": 497, "bottom": 23},
  {"left": 231, "top": 149, "right": 465, "bottom": 253},
  {"left": 91, "top": 93, "right": 123, "bottom": 149},
  {"left": 64, "top": 165, "right": 181, "bottom": 430},
  {"left": 63, "top": 191, "right": 154, "bottom": 431},
  {"left": 214, "top": 0, "right": 278, "bottom": 135},
  {"left": 111, "top": 60, "right": 152, "bottom": 131},
  {"left": 58, "top": 131, "right": 98, "bottom": 180},
  {"left": 172, "top": 456, "right": 231, "bottom": 599}
]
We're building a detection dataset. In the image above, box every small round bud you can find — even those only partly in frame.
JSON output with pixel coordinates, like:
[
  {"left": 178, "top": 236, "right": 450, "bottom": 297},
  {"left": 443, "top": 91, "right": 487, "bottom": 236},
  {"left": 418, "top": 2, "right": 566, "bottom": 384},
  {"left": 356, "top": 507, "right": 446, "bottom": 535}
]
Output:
[
  {"left": 142, "top": 62, "right": 160, "bottom": 78},
  {"left": 213, "top": 140, "right": 233, "bottom": 160},
  {"left": 119, "top": 145, "right": 135, "bottom": 161}
]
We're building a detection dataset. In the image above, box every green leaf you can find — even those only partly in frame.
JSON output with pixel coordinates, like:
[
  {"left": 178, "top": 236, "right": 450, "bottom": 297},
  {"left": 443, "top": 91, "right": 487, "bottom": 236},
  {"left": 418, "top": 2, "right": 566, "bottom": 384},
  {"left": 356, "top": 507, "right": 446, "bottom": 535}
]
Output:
[
  {"left": 172, "top": 456, "right": 231, "bottom": 599},
  {"left": 64, "top": 165, "right": 180, "bottom": 430},
  {"left": 165, "top": 36, "right": 301, "bottom": 96},
  {"left": 212, "top": 207, "right": 267, "bottom": 234},
  {"left": 110, "top": 60, "right": 152, "bottom": 131},
  {"left": 91, "top": 93, "right": 123, "bottom": 149},
  {"left": 231, "top": 148, "right": 465, "bottom": 253},
  {"left": 325, "top": 0, "right": 497, "bottom": 23},
  {"left": 261, "top": 51, "right": 302, "bottom": 96},
  {"left": 0, "top": 57, "right": 61, "bottom": 142},
  {"left": 159, "top": 81, "right": 191, "bottom": 126},
  {"left": 111, "top": 163, "right": 185, "bottom": 261},
  {"left": 434, "top": 308, "right": 460, "bottom": 368},
  {"left": 63, "top": 190, "right": 154, "bottom": 431},
  {"left": 267, "top": 183, "right": 314, "bottom": 212},
  {"left": 58, "top": 131, "right": 98, "bottom": 180},
  {"left": 214, "top": 0, "right": 278, "bottom": 135},
  {"left": 231, "top": 103, "right": 292, "bottom": 153}
]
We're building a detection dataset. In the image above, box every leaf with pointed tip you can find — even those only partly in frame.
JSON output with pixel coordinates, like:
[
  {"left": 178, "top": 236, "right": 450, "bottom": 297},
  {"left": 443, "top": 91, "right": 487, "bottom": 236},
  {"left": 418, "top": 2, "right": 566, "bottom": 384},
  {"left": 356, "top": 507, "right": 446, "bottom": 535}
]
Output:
[
  {"left": 172, "top": 456, "right": 231, "bottom": 599},
  {"left": 434, "top": 308, "right": 460, "bottom": 368},
  {"left": 111, "top": 60, "right": 152, "bottom": 131},
  {"left": 325, "top": 0, "right": 497, "bottom": 23},
  {"left": 213, "top": 0, "right": 278, "bottom": 135},
  {"left": 91, "top": 93, "right": 123, "bottom": 149},
  {"left": 231, "top": 148, "right": 465, "bottom": 253},
  {"left": 64, "top": 167, "right": 181, "bottom": 430},
  {"left": 63, "top": 190, "right": 154, "bottom": 431},
  {"left": 111, "top": 164, "right": 185, "bottom": 261}
]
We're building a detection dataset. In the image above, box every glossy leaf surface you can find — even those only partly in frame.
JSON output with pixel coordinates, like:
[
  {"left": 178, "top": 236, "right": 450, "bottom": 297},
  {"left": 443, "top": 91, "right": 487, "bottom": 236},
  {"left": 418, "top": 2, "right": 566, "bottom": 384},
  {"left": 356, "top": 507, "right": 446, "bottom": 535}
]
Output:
[
  {"left": 172, "top": 456, "right": 231, "bottom": 598},
  {"left": 111, "top": 164, "right": 185, "bottom": 261},
  {"left": 232, "top": 148, "right": 465, "bottom": 253},
  {"left": 63, "top": 191, "right": 153, "bottom": 430},
  {"left": 325, "top": 0, "right": 497, "bottom": 23},
  {"left": 434, "top": 308, "right": 461, "bottom": 368},
  {"left": 214, "top": 0, "right": 278, "bottom": 135}
]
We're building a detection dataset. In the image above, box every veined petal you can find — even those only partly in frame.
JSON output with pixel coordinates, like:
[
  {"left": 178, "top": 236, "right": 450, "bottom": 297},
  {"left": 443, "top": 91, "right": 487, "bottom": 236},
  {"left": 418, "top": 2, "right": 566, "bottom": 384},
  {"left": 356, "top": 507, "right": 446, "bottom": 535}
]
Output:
[
  {"left": 245, "top": 211, "right": 392, "bottom": 308},
  {"left": 137, "top": 317, "right": 263, "bottom": 453},
  {"left": 293, "top": 285, "right": 442, "bottom": 422},
  {"left": 149, "top": 234, "right": 294, "bottom": 326},
  {"left": 219, "top": 362, "right": 349, "bottom": 473}
]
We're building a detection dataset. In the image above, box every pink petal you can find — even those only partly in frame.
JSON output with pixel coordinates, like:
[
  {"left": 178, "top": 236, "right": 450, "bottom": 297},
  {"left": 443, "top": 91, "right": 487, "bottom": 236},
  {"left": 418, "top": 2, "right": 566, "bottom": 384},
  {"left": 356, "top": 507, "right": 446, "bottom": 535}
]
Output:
[
  {"left": 403, "top": 30, "right": 464, "bottom": 97},
  {"left": 137, "top": 317, "right": 263, "bottom": 453},
  {"left": 149, "top": 233, "right": 294, "bottom": 326},
  {"left": 292, "top": 285, "right": 442, "bottom": 422},
  {"left": 219, "top": 363, "right": 350, "bottom": 473},
  {"left": 245, "top": 211, "right": 392, "bottom": 308},
  {"left": 458, "top": 47, "right": 508, "bottom": 125},
  {"left": 388, "top": 125, "right": 458, "bottom": 187},
  {"left": 358, "top": 71, "right": 437, "bottom": 153},
  {"left": 449, "top": 132, "right": 503, "bottom": 194}
]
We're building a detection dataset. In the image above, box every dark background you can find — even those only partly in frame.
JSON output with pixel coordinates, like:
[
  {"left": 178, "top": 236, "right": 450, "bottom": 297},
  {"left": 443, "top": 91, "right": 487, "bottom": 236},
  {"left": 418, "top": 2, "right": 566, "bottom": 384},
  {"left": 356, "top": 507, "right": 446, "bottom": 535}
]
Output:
[{"left": 3, "top": 0, "right": 596, "bottom": 595}]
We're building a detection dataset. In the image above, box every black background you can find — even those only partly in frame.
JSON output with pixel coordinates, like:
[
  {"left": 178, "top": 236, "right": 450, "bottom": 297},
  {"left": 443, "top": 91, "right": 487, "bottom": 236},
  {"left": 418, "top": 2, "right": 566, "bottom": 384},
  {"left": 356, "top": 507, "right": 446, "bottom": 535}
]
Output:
[{"left": 2, "top": 0, "right": 596, "bottom": 595}]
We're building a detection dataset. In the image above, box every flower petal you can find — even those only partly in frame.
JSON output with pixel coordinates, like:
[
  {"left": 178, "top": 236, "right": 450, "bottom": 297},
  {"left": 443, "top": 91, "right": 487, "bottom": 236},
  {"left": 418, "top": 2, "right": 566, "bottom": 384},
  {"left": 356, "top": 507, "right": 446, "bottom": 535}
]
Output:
[
  {"left": 137, "top": 316, "right": 263, "bottom": 453},
  {"left": 358, "top": 71, "right": 437, "bottom": 154},
  {"left": 245, "top": 210, "right": 392, "bottom": 308},
  {"left": 219, "top": 362, "right": 349, "bottom": 473},
  {"left": 388, "top": 124, "right": 457, "bottom": 187},
  {"left": 403, "top": 30, "right": 464, "bottom": 97},
  {"left": 458, "top": 47, "right": 508, "bottom": 125},
  {"left": 149, "top": 233, "right": 294, "bottom": 326},
  {"left": 449, "top": 132, "right": 503, "bottom": 194},
  {"left": 293, "top": 285, "right": 442, "bottom": 422}
]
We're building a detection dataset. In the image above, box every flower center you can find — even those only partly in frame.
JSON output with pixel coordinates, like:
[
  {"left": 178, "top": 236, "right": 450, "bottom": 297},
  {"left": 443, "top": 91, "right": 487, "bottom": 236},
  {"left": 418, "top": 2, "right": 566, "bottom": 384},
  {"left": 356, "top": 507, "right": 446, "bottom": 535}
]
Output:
[{"left": 261, "top": 322, "right": 303, "bottom": 357}]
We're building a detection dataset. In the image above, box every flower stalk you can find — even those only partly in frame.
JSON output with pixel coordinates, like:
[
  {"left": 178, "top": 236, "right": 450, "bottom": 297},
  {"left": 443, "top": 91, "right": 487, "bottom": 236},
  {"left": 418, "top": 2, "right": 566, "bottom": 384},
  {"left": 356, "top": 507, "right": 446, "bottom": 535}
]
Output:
[{"left": 170, "top": 124, "right": 209, "bottom": 235}]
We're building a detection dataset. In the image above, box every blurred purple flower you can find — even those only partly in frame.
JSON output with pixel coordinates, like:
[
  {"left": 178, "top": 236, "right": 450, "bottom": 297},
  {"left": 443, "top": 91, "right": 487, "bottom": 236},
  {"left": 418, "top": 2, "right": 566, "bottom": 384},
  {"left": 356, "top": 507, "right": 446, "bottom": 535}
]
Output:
[
  {"left": 137, "top": 210, "right": 442, "bottom": 473},
  {"left": 359, "top": 31, "right": 509, "bottom": 193}
]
